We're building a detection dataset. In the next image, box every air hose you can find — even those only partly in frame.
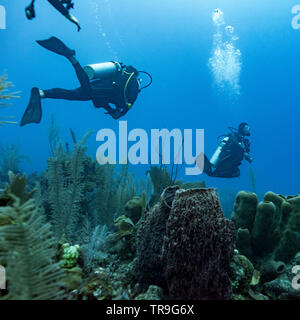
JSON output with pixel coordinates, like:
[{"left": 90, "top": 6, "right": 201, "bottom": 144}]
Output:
[
  {"left": 138, "top": 71, "right": 153, "bottom": 92},
  {"left": 122, "top": 70, "right": 153, "bottom": 108}
]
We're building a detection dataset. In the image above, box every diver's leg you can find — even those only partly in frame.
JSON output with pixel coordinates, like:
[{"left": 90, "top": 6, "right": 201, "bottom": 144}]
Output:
[
  {"left": 42, "top": 87, "right": 91, "bottom": 101},
  {"left": 47, "top": 0, "right": 69, "bottom": 16},
  {"left": 68, "top": 57, "right": 93, "bottom": 96},
  {"left": 210, "top": 167, "right": 240, "bottom": 178},
  {"left": 203, "top": 154, "right": 213, "bottom": 176}
]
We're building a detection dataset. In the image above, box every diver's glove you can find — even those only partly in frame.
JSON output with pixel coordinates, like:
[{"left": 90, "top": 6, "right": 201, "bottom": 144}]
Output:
[
  {"left": 25, "top": 3, "right": 36, "bottom": 20},
  {"left": 244, "top": 153, "right": 253, "bottom": 163},
  {"left": 106, "top": 110, "right": 122, "bottom": 120},
  {"left": 104, "top": 106, "right": 122, "bottom": 120}
]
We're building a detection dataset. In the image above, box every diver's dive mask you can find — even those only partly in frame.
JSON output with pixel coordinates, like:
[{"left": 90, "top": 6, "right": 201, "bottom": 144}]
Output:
[
  {"left": 25, "top": 3, "right": 36, "bottom": 20},
  {"left": 238, "top": 123, "right": 251, "bottom": 137}
]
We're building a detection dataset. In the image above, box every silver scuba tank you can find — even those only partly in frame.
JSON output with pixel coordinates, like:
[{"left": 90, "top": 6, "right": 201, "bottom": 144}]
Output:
[
  {"left": 83, "top": 62, "right": 121, "bottom": 81},
  {"left": 210, "top": 136, "right": 229, "bottom": 167}
]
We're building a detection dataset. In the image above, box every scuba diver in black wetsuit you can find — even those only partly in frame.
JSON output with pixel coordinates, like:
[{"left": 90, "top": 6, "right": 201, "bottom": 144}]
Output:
[
  {"left": 25, "top": 0, "right": 81, "bottom": 31},
  {"left": 20, "top": 37, "right": 152, "bottom": 126},
  {"left": 203, "top": 123, "right": 253, "bottom": 178}
]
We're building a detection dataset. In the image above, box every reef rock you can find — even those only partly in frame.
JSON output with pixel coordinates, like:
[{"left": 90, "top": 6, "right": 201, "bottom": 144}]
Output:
[
  {"left": 262, "top": 251, "right": 300, "bottom": 300},
  {"left": 135, "top": 185, "right": 180, "bottom": 290},
  {"left": 125, "top": 194, "right": 146, "bottom": 224},
  {"left": 105, "top": 215, "right": 136, "bottom": 261},
  {"left": 135, "top": 285, "right": 164, "bottom": 300},
  {"left": 229, "top": 250, "right": 254, "bottom": 295}
]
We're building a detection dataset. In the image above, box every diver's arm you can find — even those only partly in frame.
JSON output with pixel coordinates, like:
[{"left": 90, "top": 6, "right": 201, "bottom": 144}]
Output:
[
  {"left": 243, "top": 139, "right": 252, "bottom": 162},
  {"left": 108, "top": 108, "right": 129, "bottom": 120},
  {"left": 25, "top": 0, "right": 36, "bottom": 19},
  {"left": 66, "top": 13, "right": 81, "bottom": 31},
  {"left": 244, "top": 152, "right": 253, "bottom": 163},
  {"left": 104, "top": 105, "right": 130, "bottom": 120},
  {"left": 48, "top": 0, "right": 81, "bottom": 31}
]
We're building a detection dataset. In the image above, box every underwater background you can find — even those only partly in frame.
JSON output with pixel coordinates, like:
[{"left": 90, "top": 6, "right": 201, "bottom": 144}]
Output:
[
  {"left": 0, "top": 0, "right": 300, "bottom": 301},
  {"left": 1, "top": 0, "right": 299, "bottom": 196}
]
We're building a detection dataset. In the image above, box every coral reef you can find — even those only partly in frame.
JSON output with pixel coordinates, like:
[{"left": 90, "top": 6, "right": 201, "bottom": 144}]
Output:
[{"left": 2, "top": 122, "right": 299, "bottom": 301}]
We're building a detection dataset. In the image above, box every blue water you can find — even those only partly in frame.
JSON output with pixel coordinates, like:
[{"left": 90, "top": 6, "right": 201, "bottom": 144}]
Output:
[{"left": 0, "top": 0, "right": 299, "bottom": 196}]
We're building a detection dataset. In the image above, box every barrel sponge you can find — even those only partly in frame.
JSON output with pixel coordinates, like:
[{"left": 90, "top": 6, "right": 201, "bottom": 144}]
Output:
[
  {"left": 135, "top": 185, "right": 180, "bottom": 289},
  {"left": 252, "top": 201, "right": 276, "bottom": 257},
  {"left": 231, "top": 191, "right": 258, "bottom": 232},
  {"left": 162, "top": 188, "right": 235, "bottom": 300}
]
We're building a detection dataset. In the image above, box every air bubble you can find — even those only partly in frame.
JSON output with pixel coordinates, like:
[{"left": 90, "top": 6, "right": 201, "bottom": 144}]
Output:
[{"left": 209, "top": 9, "right": 242, "bottom": 95}]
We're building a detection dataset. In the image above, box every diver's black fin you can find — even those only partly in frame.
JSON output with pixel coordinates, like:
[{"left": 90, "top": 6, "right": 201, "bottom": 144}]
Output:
[
  {"left": 36, "top": 37, "right": 75, "bottom": 58},
  {"left": 20, "top": 87, "right": 42, "bottom": 127}
]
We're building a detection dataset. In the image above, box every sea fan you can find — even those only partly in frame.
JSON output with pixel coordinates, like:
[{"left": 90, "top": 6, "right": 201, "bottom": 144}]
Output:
[
  {"left": 82, "top": 225, "right": 108, "bottom": 267},
  {"left": 0, "top": 193, "right": 65, "bottom": 299},
  {"left": 0, "top": 73, "right": 18, "bottom": 125},
  {"left": 47, "top": 130, "right": 92, "bottom": 241}
]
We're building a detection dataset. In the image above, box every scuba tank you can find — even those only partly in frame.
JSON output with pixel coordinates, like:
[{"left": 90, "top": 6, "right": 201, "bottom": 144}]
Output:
[
  {"left": 210, "top": 136, "right": 229, "bottom": 167},
  {"left": 83, "top": 62, "right": 122, "bottom": 81}
]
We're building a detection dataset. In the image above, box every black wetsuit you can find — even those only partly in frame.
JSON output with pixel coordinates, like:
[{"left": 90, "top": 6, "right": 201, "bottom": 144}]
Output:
[
  {"left": 29, "top": 0, "right": 71, "bottom": 16},
  {"left": 204, "top": 133, "right": 251, "bottom": 178},
  {"left": 43, "top": 61, "right": 140, "bottom": 118}
]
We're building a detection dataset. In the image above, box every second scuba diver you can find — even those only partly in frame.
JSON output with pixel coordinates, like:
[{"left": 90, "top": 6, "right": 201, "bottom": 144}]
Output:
[
  {"left": 25, "top": 0, "right": 81, "bottom": 31},
  {"left": 20, "top": 37, "right": 152, "bottom": 126},
  {"left": 203, "top": 123, "right": 253, "bottom": 178}
]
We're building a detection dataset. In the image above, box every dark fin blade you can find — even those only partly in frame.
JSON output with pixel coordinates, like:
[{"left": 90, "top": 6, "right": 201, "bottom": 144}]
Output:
[
  {"left": 36, "top": 37, "right": 75, "bottom": 58},
  {"left": 20, "top": 87, "right": 42, "bottom": 127}
]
